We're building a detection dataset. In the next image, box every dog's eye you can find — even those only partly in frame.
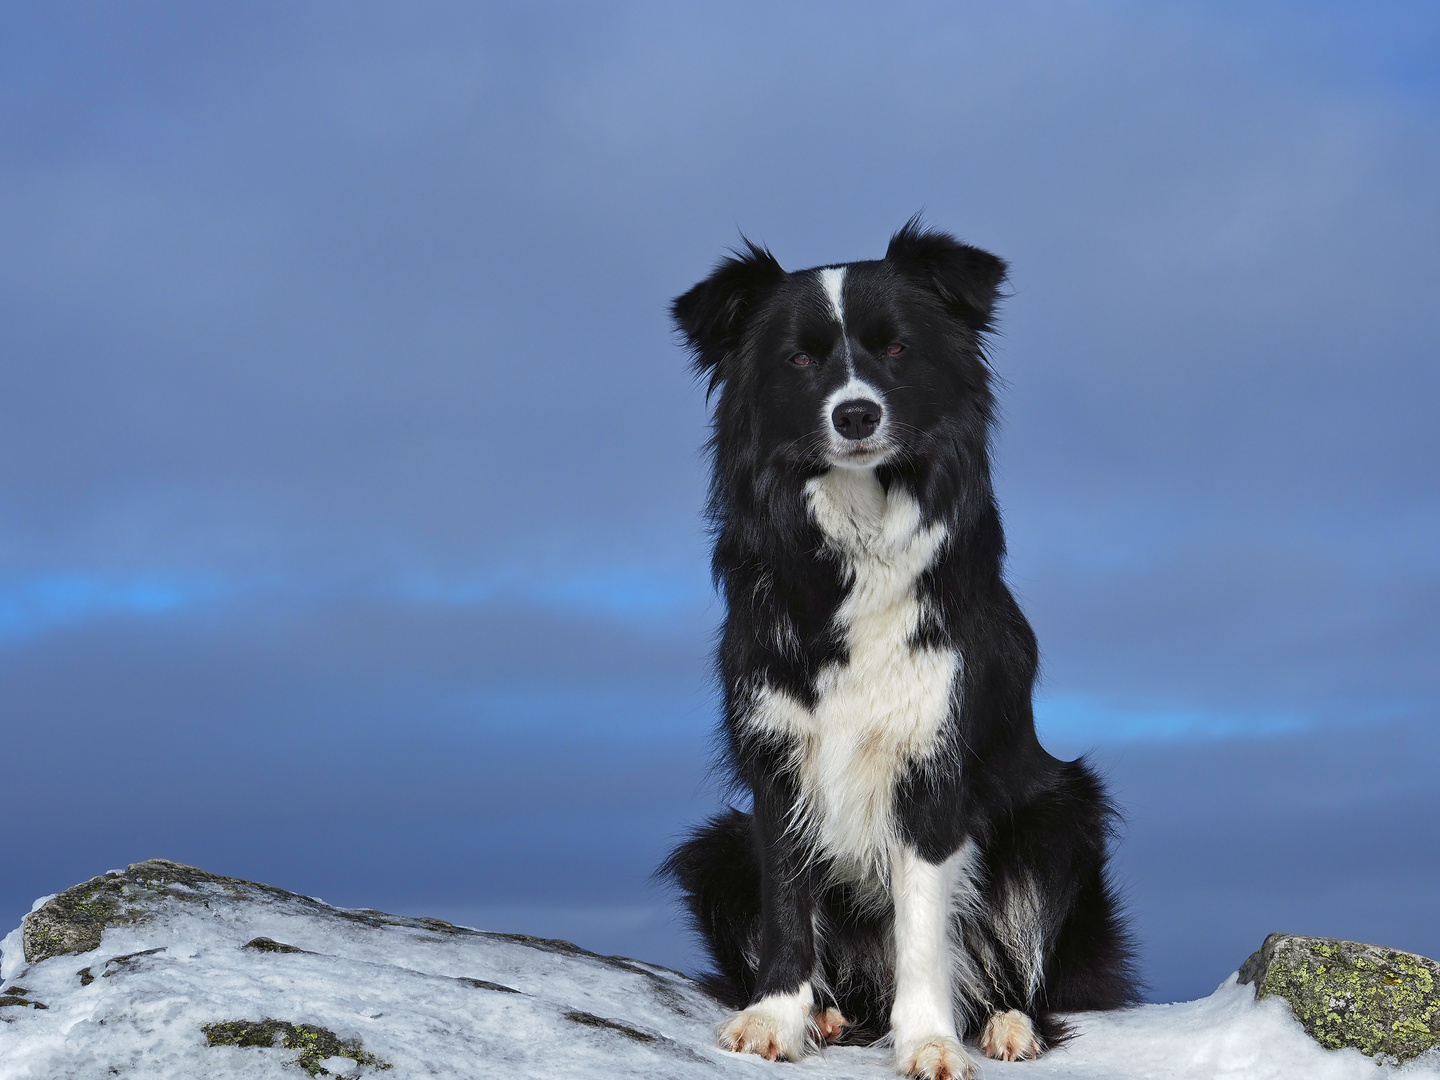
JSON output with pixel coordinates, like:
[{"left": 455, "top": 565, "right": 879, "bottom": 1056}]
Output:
[
  {"left": 789, "top": 352, "right": 814, "bottom": 366},
  {"left": 884, "top": 343, "right": 905, "bottom": 356}
]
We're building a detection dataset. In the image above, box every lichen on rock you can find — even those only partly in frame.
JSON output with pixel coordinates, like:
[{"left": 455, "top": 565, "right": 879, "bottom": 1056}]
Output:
[
  {"left": 21, "top": 878, "right": 125, "bottom": 963},
  {"left": 21, "top": 859, "right": 249, "bottom": 964},
  {"left": 17, "top": 857, "right": 477, "bottom": 970},
  {"left": 0, "top": 985, "right": 47, "bottom": 1010},
  {"left": 202, "top": 1019, "right": 391, "bottom": 1076},
  {"left": 1239, "top": 932, "right": 1440, "bottom": 1061}
]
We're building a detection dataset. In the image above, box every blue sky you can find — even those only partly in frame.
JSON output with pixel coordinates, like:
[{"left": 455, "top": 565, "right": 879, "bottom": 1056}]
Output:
[{"left": 1, "top": 2, "right": 1437, "bottom": 1003}]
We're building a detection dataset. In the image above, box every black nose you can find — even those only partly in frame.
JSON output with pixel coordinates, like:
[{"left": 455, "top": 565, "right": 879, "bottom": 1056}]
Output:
[{"left": 832, "top": 399, "right": 883, "bottom": 440}]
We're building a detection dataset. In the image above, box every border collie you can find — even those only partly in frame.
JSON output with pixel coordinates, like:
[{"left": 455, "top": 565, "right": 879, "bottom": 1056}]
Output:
[{"left": 662, "top": 221, "right": 1138, "bottom": 1079}]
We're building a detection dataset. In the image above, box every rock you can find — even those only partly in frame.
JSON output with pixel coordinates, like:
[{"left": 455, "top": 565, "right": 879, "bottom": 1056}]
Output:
[
  {"left": 0, "top": 857, "right": 757, "bottom": 1079},
  {"left": 1239, "top": 932, "right": 1440, "bottom": 1062},
  {"left": 5, "top": 861, "right": 1440, "bottom": 1078},
  {"left": 202, "top": 1019, "right": 392, "bottom": 1077},
  {"left": 21, "top": 858, "right": 314, "bottom": 964}
]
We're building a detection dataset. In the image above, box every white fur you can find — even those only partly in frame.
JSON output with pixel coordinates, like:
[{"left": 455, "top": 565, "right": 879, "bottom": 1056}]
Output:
[
  {"left": 979, "top": 1009, "right": 1041, "bottom": 1062},
  {"left": 896, "top": 1036, "right": 974, "bottom": 1080},
  {"left": 992, "top": 875, "right": 1048, "bottom": 1001},
  {"left": 718, "top": 982, "right": 813, "bottom": 1060},
  {"left": 738, "top": 466, "right": 974, "bottom": 1075},
  {"left": 825, "top": 374, "right": 885, "bottom": 420},
  {"left": 891, "top": 847, "right": 961, "bottom": 1042},
  {"left": 823, "top": 374, "right": 891, "bottom": 468},
  {"left": 817, "top": 265, "right": 891, "bottom": 466},
  {"left": 944, "top": 842, "right": 992, "bottom": 1027},
  {"left": 891, "top": 846, "right": 977, "bottom": 1080},
  {"left": 819, "top": 265, "right": 847, "bottom": 325},
  {"left": 818, "top": 265, "right": 857, "bottom": 372},
  {"left": 744, "top": 468, "right": 958, "bottom": 881},
  {"left": 814, "top": 1005, "right": 849, "bottom": 1042}
]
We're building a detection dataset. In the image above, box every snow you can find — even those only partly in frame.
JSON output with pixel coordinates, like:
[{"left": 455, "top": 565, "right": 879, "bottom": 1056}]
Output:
[
  {"left": 0, "top": 927, "right": 24, "bottom": 985},
  {"left": 1, "top": 896, "right": 55, "bottom": 984},
  {"left": 1, "top": 869, "right": 1437, "bottom": 1080}
]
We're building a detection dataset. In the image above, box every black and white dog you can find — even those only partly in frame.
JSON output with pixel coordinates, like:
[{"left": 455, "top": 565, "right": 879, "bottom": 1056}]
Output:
[{"left": 663, "top": 221, "right": 1138, "bottom": 1079}]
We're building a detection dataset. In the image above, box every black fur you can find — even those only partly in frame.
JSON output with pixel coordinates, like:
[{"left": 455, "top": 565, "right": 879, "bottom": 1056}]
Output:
[{"left": 662, "top": 219, "right": 1139, "bottom": 1054}]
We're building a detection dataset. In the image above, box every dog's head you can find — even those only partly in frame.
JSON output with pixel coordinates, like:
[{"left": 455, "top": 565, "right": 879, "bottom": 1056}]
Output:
[{"left": 672, "top": 220, "right": 1007, "bottom": 483}]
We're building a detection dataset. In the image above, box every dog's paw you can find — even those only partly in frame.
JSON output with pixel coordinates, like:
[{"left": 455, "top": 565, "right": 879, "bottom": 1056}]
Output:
[
  {"left": 979, "top": 1009, "right": 1041, "bottom": 1062},
  {"left": 895, "top": 1036, "right": 976, "bottom": 1080},
  {"left": 718, "top": 994, "right": 811, "bottom": 1061},
  {"left": 813, "top": 1006, "right": 850, "bottom": 1044}
]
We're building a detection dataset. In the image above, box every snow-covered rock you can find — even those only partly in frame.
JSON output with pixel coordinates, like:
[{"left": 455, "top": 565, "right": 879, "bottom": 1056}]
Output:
[
  {"left": 1239, "top": 933, "right": 1440, "bottom": 1062},
  {"left": 0, "top": 859, "right": 1437, "bottom": 1079}
]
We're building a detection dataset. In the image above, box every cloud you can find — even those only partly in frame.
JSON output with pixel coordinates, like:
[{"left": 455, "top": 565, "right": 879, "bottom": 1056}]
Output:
[
  {"left": 0, "top": 2, "right": 1436, "bottom": 995},
  {"left": 0, "top": 564, "right": 712, "bottom": 645},
  {"left": 395, "top": 567, "right": 712, "bottom": 622},
  {"left": 1036, "top": 695, "right": 1306, "bottom": 747},
  {"left": 0, "top": 574, "right": 230, "bottom": 641}
]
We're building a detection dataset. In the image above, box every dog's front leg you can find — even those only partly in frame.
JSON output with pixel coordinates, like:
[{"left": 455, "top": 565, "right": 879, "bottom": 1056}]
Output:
[
  {"left": 718, "top": 792, "right": 816, "bottom": 1061},
  {"left": 890, "top": 846, "right": 976, "bottom": 1080}
]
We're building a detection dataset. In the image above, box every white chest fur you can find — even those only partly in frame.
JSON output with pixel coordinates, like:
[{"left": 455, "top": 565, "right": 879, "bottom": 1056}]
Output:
[{"left": 745, "top": 469, "right": 960, "bottom": 878}]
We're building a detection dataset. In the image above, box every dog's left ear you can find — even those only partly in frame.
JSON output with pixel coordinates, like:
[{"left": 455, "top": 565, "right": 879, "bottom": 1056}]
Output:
[
  {"left": 885, "top": 218, "right": 1008, "bottom": 332},
  {"left": 671, "top": 239, "right": 786, "bottom": 390}
]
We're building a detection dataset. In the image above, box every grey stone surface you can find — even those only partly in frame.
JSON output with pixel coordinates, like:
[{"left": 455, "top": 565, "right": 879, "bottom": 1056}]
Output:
[
  {"left": 1239, "top": 932, "right": 1440, "bottom": 1062},
  {"left": 7, "top": 862, "right": 1439, "bottom": 1078},
  {"left": 20, "top": 858, "right": 496, "bottom": 966}
]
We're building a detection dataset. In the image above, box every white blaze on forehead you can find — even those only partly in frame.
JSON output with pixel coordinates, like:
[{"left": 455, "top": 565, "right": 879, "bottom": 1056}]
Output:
[
  {"left": 818, "top": 266, "right": 854, "bottom": 369},
  {"left": 818, "top": 266, "right": 846, "bottom": 325}
]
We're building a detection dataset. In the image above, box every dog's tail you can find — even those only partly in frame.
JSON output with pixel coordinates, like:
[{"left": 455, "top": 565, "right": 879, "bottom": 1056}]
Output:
[{"left": 657, "top": 807, "right": 760, "bottom": 1007}]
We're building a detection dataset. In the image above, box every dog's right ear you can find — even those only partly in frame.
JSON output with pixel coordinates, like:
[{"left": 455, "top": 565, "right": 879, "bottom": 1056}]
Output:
[{"left": 671, "top": 239, "right": 785, "bottom": 392}]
